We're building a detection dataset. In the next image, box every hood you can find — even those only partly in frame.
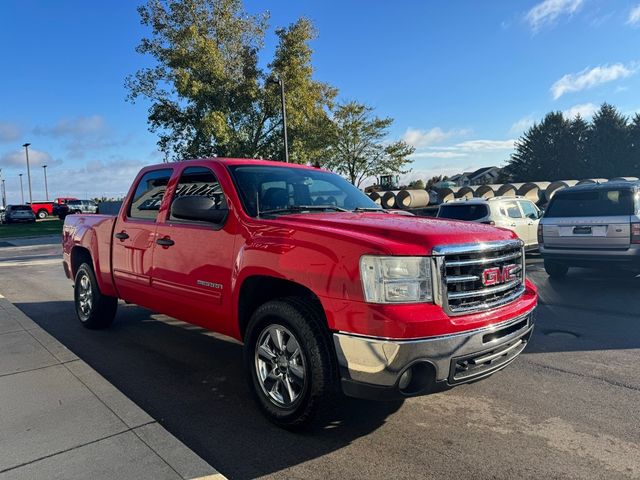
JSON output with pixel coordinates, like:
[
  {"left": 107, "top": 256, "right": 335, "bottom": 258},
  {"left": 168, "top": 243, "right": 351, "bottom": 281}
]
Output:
[{"left": 262, "top": 212, "right": 518, "bottom": 254}]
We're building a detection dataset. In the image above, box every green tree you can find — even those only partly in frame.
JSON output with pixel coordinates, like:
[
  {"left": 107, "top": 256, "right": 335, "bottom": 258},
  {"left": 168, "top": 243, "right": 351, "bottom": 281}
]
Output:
[
  {"left": 408, "top": 179, "right": 425, "bottom": 189},
  {"left": 628, "top": 114, "right": 640, "bottom": 174},
  {"left": 585, "top": 104, "right": 630, "bottom": 177},
  {"left": 126, "top": 0, "right": 335, "bottom": 162},
  {"left": 322, "top": 102, "right": 414, "bottom": 187},
  {"left": 425, "top": 175, "right": 447, "bottom": 189},
  {"left": 504, "top": 112, "right": 580, "bottom": 181}
]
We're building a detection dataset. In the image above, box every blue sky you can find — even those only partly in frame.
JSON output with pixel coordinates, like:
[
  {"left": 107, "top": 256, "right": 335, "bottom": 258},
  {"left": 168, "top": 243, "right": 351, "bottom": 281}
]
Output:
[{"left": 1, "top": 0, "right": 640, "bottom": 202}]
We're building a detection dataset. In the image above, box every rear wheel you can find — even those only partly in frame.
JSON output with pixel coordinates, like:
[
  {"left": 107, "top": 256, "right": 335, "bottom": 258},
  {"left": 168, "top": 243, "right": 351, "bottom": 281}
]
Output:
[
  {"left": 74, "top": 263, "right": 118, "bottom": 329},
  {"left": 36, "top": 209, "right": 48, "bottom": 219},
  {"left": 544, "top": 260, "right": 569, "bottom": 278},
  {"left": 244, "top": 297, "right": 338, "bottom": 429}
]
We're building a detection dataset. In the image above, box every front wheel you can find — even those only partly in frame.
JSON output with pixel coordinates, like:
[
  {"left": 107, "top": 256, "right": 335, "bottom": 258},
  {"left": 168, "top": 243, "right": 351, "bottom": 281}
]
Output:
[
  {"left": 244, "top": 298, "right": 338, "bottom": 429},
  {"left": 74, "top": 263, "right": 118, "bottom": 329},
  {"left": 544, "top": 260, "right": 569, "bottom": 278}
]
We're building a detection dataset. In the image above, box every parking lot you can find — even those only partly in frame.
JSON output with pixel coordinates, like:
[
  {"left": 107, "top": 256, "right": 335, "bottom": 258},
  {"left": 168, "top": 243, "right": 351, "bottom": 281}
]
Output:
[{"left": 0, "top": 245, "right": 638, "bottom": 479}]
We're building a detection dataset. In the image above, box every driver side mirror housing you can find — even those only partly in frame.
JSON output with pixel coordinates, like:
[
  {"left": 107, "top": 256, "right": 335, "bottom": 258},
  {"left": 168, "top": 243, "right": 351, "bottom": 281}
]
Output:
[{"left": 171, "top": 195, "right": 228, "bottom": 224}]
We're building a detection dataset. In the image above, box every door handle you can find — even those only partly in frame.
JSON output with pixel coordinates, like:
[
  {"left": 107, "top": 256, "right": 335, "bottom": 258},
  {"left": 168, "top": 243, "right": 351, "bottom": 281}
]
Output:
[
  {"left": 509, "top": 223, "right": 517, "bottom": 227},
  {"left": 114, "top": 232, "right": 129, "bottom": 241},
  {"left": 156, "top": 237, "right": 175, "bottom": 247}
]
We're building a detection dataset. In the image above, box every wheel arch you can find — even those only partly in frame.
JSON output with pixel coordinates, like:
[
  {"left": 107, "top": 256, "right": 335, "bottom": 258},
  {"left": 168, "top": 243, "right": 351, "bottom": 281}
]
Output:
[{"left": 237, "top": 275, "right": 327, "bottom": 341}]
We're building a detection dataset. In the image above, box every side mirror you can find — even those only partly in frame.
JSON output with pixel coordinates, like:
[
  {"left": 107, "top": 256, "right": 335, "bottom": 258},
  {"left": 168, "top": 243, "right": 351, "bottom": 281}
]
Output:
[{"left": 171, "top": 195, "right": 228, "bottom": 224}]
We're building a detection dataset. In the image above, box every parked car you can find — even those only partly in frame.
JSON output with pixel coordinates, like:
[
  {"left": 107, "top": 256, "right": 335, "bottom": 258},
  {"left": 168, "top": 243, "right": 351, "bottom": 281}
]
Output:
[
  {"left": 63, "top": 158, "right": 537, "bottom": 428},
  {"left": 1, "top": 204, "right": 36, "bottom": 224},
  {"left": 52, "top": 197, "right": 79, "bottom": 217},
  {"left": 58, "top": 199, "right": 98, "bottom": 219},
  {"left": 539, "top": 181, "right": 640, "bottom": 277},
  {"left": 437, "top": 196, "right": 541, "bottom": 249}
]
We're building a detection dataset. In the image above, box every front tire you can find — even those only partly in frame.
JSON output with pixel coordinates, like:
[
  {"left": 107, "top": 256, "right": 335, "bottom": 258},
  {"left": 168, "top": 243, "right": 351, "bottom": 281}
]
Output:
[
  {"left": 244, "top": 297, "right": 338, "bottom": 429},
  {"left": 544, "top": 260, "right": 569, "bottom": 278},
  {"left": 74, "top": 263, "right": 118, "bottom": 329}
]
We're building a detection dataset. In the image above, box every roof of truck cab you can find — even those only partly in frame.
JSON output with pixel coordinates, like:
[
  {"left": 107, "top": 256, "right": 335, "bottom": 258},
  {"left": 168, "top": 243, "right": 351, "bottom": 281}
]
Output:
[{"left": 150, "top": 158, "right": 321, "bottom": 171}]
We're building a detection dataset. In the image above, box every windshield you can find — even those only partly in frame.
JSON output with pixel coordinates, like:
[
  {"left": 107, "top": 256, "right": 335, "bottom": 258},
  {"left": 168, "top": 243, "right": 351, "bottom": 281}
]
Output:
[
  {"left": 438, "top": 204, "right": 489, "bottom": 221},
  {"left": 228, "top": 165, "right": 379, "bottom": 216},
  {"left": 546, "top": 189, "right": 636, "bottom": 217}
]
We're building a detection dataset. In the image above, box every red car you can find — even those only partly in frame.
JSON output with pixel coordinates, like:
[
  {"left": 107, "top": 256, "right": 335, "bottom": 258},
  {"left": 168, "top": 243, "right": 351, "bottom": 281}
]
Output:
[{"left": 62, "top": 158, "right": 537, "bottom": 428}]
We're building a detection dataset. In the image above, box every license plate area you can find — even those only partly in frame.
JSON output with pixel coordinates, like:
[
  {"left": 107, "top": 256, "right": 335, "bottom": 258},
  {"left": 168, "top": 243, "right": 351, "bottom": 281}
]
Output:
[
  {"left": 573, "top": 226, "right": 592, "bottom": 235},
  {"left": 559, "top": 225, "right": 607, "bottom": 237}
]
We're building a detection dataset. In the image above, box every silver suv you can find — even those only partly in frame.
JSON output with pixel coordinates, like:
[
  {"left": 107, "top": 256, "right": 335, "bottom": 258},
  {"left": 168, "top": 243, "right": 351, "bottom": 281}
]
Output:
[
  {"left": 437, "top": 196, "right": 541, "bottom": 249},
  {"left": 539, "top": 181, "right": 640, "bottom": 277}
]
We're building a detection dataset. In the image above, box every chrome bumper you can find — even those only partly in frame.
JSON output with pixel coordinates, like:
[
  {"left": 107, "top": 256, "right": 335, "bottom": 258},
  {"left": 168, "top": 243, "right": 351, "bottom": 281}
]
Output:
[{"left": 333, "top": 308, "right": 535, "bottom": 398}]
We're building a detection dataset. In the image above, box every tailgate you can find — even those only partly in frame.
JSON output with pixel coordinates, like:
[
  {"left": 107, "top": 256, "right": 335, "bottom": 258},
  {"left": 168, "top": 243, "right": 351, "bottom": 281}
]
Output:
[{"left": 543, "top": 216, "right": 631, "bottom": 250}]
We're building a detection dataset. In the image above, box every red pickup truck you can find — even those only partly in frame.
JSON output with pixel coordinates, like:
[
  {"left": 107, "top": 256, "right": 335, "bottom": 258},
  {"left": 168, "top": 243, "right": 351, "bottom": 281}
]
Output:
[
  {"left": 62, "top": 158, "right": 537, "bottom": 428},
  {"left": 30, "top": 197, "right": 77, "bottom": 219}
]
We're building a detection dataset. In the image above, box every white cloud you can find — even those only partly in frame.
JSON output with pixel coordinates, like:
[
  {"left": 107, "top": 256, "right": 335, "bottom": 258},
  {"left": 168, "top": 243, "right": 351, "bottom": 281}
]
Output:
[
  {"left": 526, "top": 0, "right": 584, "bottom": 31},
  {"left": 628, "top": 5, "right": 640, "bottom": 25},
  {"left": 563, "top": 102, "right": 598, "bottom": 119},
  {"left": 510, "top": 116, "right": 535, "bottom": 134},
  {"left": 0, "top": 122, "right": 21, "bottom": 143},
  {"left": 0, "top": 148, "right": 61, "bottom": 169},
  {"left": 411, "top": 151, "right": 468, "bottom": 159},
  {"left": 551, "top": 63, "right": 637, "bottom": 99},
  {"left": 34, "top": 115, "right": 107, "bottom": 138},
  {"left": 453, "top": 139, "right": 516, "bottom": 151},
  {"left": 402, "top": 127, "right": 469, "bottom": 148}
]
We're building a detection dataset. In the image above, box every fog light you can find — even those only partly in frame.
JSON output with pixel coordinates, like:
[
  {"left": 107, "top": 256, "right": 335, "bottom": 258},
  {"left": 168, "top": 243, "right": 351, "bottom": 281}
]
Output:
[{"left": 398, "top": 369, "right": 413, "bottom": 390}]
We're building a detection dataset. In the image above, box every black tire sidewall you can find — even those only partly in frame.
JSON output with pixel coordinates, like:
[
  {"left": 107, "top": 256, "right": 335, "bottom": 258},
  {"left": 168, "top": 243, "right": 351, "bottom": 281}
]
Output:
[
  {"left": 74, "top": 264, "right": 97, "bottom": 324},
  {"left": 244, "top": 299, "right": 333, "bottom": 428}
]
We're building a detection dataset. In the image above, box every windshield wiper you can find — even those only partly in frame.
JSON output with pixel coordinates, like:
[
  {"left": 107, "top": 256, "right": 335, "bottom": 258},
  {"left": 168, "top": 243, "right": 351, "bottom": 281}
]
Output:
[
  {"left": 259, "top": 205, "right": 349, "bottom": 216},
  {"left": 353, "top": 207, "right": 389, "bottom": 213}
]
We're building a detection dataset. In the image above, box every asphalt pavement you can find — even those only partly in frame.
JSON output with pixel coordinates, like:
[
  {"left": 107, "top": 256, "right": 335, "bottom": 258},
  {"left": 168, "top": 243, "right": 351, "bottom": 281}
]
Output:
[{"left": 0, "top": 242, "right": 638, "bottom": 479}]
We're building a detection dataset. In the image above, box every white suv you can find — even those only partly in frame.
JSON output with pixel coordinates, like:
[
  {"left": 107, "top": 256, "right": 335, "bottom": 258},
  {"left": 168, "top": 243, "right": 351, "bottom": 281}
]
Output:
[{"left": 437, "top": 196, "right": 541, "bottom": 249}]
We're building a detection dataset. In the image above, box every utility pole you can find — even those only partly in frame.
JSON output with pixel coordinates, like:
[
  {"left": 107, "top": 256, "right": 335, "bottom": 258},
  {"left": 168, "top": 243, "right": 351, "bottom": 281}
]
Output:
[
  {"left": 279, "top": 78, "right": 289, "bottom": 163},
  {"left": 19, "top": 174, "right": 24, "bottom": 204},
  {"left": 0, "top": 169, "right": 5, "bottom": 208},
  {"left": 42, "top": 165, "right": 49, "bottom": 200},
  {"left": 22, "top": 143, "right": 33, "bottom": 204}
]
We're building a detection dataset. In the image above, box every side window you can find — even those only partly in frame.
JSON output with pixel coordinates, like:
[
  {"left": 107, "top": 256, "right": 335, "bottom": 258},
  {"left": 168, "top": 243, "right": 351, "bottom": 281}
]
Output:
[
  {"left": 128, "top": 168, "right": 173, "bottom": 221},
  {"left": 170, "top": 167, "right": 227, "bottom": 221},
  {"left": 518, "top": 200, "right": 538, "bottom": 219},
  {"left": 500, "top": 201, "right": 523, "bottom": 219}
]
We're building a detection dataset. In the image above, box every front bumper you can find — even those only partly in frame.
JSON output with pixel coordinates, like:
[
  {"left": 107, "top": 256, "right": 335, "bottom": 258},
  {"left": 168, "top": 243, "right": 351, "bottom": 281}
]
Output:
[{"left": 333, "top": 307, "right": 535, "bottom": 400}]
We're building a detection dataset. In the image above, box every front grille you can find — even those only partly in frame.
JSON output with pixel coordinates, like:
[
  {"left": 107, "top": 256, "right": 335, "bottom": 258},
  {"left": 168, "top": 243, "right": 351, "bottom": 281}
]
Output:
[{"left": 436, "top": 240, "right": 525, "bottom": 315}]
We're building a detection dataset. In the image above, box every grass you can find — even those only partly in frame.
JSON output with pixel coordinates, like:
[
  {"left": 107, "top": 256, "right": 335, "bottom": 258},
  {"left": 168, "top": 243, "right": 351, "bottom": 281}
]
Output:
[{"left": 0, "top": 218, "right": 63, "bottom": 239}]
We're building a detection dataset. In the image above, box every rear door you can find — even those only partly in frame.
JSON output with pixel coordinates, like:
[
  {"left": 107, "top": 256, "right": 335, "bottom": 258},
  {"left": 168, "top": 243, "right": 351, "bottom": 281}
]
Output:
[
  {"left": 542, "top": 188, "right": 634, "bottom": 250},
  {"left": 496, "top": 200, "right": 529, "bottom": 242},
  {"left": 150, "top": 165, "right": 236, "bottom": 331},
  {"left": 112, "top": 168, "right": 173, "bottom": 306},
  {"left": 517, "top": 200, "right": 541, "bottom": 247}
]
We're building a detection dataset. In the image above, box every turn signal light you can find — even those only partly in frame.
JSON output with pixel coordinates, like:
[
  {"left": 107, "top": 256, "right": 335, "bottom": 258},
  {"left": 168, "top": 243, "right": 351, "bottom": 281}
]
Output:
[{"left": 631, "top": 223, "right": 640, "bottom": 244}]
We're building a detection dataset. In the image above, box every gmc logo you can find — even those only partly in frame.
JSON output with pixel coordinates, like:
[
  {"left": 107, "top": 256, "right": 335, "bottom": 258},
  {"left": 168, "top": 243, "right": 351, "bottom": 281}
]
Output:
[{"left": 481, "top": 264, "right": 519, "bottom": 286}]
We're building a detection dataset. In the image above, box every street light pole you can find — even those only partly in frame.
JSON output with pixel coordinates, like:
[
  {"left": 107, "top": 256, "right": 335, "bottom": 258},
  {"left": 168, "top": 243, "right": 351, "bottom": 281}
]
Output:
[
  {"left": 19, "top": 174, "right": 24, "bottom": 204},
  {"left": 1, "top": 180, "right": 5, "bottom": 209},
  {"left": 22, "top": 143, "right": 33, "bottom": 204},
  {"left": 42, "top": 165, "right": 49, "bottom": 201},
  {"left": 279, "top": 78, "right": 289, "bottom": 163}
]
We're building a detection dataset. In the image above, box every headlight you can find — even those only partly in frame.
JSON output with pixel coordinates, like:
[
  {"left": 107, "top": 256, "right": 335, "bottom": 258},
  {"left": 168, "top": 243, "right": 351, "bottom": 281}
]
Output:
[{"left": 360, "top": 256, "right": 432, "bottom": 304}]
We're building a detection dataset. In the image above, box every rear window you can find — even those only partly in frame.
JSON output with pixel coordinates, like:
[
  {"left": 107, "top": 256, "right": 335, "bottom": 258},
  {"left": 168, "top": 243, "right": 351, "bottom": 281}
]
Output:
[
  {"left": 12, "top": 205, "right": 32, "bottom": 211},
  {"left": 546, "top": 189, "right": 636, "bottom": 217},
  {"left": 438, "top": 204, "right": 489, "bottom": 221}
]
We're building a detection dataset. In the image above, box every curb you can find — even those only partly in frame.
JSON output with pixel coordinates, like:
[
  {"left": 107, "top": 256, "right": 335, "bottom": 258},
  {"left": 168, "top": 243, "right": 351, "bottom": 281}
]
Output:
[{"left": 0, "top": 294, "right": 227, "bottom": 480}]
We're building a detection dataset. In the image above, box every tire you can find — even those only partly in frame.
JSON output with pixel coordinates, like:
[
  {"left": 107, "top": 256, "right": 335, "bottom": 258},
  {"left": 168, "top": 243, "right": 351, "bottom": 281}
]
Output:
[
  {"left": 544, "top": 260, "right": 569, "bottom": 278},
  {"left": 244, "top": 297, "right": 338, "bottom": 429},
  {"left": 74, "top": 263, "right": 118, "bottom": 329},
  {"left": 37, "top": 210, "right": 48, "bottom": 219}
]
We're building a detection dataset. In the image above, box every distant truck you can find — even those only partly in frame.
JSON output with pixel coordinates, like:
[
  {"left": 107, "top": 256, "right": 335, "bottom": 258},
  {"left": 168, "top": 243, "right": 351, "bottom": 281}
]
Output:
[
  {"left": 62, "top": 158, "right": 537, "bottom": 428},
  {"left": 29, "top": 197, "right": 77, "bottom": 219}
]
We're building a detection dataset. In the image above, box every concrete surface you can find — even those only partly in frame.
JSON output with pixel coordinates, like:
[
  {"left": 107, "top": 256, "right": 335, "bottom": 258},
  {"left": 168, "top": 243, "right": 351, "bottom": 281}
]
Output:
[
  {"left": 0, "top": 294, "right": 225, "bottom": 480},
  {"left": 0, "top": 241, "right": 639, "bottom": 479}
]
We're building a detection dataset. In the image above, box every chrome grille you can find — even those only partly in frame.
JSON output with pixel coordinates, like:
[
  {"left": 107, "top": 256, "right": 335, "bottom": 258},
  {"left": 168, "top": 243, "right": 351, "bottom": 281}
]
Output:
[{"left": 434, "top": 240, "right": 525, "bottom": 315}]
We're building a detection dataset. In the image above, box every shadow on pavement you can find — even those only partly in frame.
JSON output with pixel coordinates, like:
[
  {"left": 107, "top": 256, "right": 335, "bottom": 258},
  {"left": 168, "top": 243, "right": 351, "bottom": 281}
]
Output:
[{"left": 14, "top": 300, "right": 403, "bottom": 480}]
